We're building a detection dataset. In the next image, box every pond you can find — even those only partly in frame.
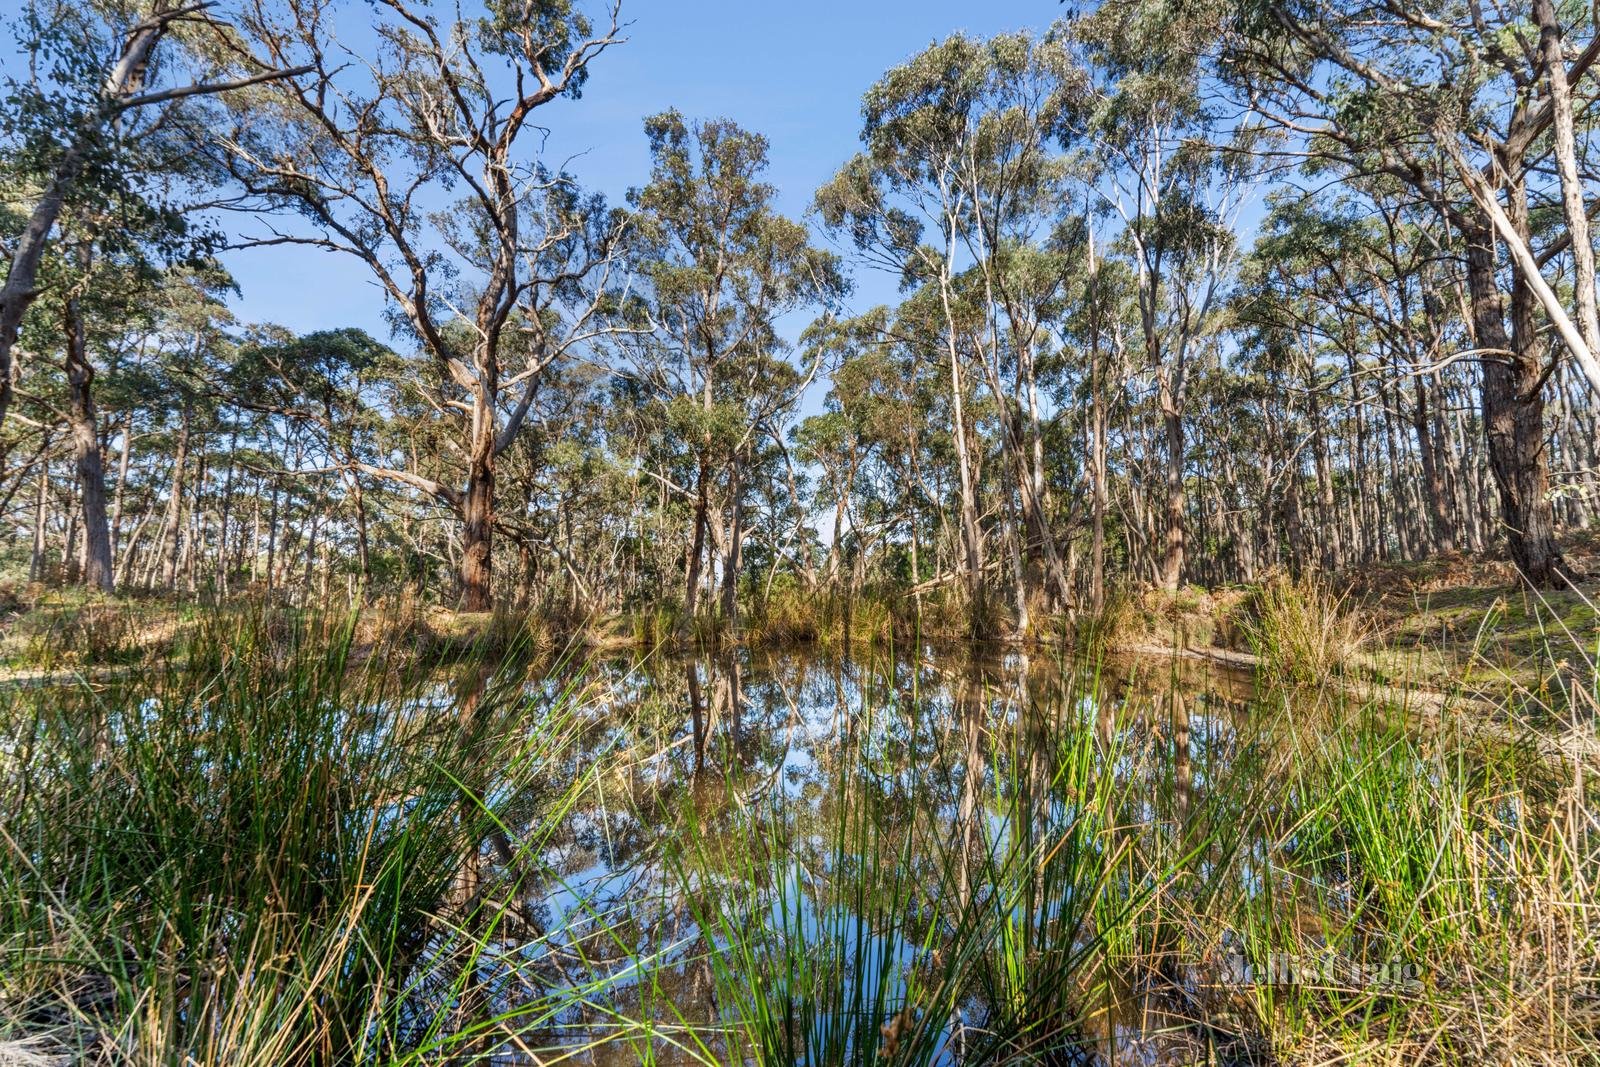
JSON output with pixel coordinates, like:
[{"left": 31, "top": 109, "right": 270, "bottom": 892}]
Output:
[
  {"left": 435, "top": 643, "right": 1472, "bottom": 1066},
  {"left": 4, "top": 629, "right": 1586, "bottom": 1066}
]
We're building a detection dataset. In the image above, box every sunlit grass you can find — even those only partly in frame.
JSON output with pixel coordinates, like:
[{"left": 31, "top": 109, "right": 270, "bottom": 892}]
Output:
[{"left": 0, "top": 606, "right": 1594, "bottom": 1064}]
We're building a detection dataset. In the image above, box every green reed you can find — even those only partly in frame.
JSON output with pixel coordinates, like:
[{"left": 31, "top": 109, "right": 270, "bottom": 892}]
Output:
[
  {"left": 0, "top": 608, "right": 630, "bottom": 1065},
  {"left": 1, "top": 607, "right": 1594, "bottom": 1065}
]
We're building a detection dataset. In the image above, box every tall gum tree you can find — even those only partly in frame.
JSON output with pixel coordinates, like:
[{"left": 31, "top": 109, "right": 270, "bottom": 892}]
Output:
[
  {"left": 817, "top": 30, "right": 1092, "bottom": 622},
  {"left": 219, "top": 0, "right": 627, "bottom": 609},
  {"left": 3, "top": 0, "right": 240, "bottom": 593},
  {"left": 1073, "top": 4, "right": 1253, "bottom": 592},
  {"left": 621, "top": 110, "right": 845, "bottom": 627}
]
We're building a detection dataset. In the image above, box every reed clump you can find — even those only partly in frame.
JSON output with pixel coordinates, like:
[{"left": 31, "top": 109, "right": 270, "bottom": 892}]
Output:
[
  {"left": 633, "top": 655, "right": 1596, "bottom": 1065},
  {"left": 1241, "top": 574, "right": 1368, "bottom": 684},
  {"left": 0, "top": 610, "right": 615, "bottom": 1065}
]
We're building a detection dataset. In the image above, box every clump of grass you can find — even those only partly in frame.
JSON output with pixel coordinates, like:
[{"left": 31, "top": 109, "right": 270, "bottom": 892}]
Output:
[
  {"left": 0, "top": 594, "right": 158, "bottom": 671},
  {"left": 414, "top": 601, "right": 555, "bottom": 664},
  {"left": 745, "top": 579, "right": 817, "bottom": 644},
  {"left": 353, "top": 585, "right": 427, "bottom": 649},
  {"left": 743, "top": 582, "right": 902, "bottom": 651},
  {"left": 0, "top": 609, "right": 622, "bottom": 1064},
  {"left": 1073, "top": 587, "right": 1140, "bottom": 657},
  {"left": 636, "top": 662, "right": 1233, "bottom": 1065},
  {"left": 630, "top": 644, "right": 1597, "bottom": 1065},
  {"left": 1241, "top": 574, "right": 1367, "bottom": 685},
  {"left": 816, "top": 588, "right": 898, "bottom": 652},
  {"left": 628, "top": 599, "right": 684, "bottom": 649},
  {"left": 1223, "top": 710, "right": 1599, "bottom": 1063}
]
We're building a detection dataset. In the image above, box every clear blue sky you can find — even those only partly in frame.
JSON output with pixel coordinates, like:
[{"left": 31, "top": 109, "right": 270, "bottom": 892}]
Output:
[{"left": 224, "top": 0, "right": 1057, "bottom": 339}]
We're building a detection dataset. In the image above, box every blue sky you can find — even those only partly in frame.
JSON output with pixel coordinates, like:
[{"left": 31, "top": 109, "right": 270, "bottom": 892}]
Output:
[{"left": 221, "top": 0, "right": 1058, "bottom": 340}]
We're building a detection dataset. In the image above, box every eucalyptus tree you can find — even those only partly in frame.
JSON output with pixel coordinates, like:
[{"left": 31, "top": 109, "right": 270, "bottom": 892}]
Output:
[
  {"left": 0, "top": 0, "right": 300, "bottom": 589},
  {"left": 2, "top": 229, "right": 229, "bottom": 594},
  {"left": 147, "top": 269, "right": 238, "bottom": 591},
  {"left": 622, "top": 110, "right": 846, "bottom": 625},
  {"left": 2, "top": 243, "right": 123, "bottom": 590},
  {"left": 817, "top": 29, "right": 1092, "bottom": 622},
  {"left": 796, "top": 309, "right": 944, "bottom": 601},
  {"left": 0, "top": 0, "right": 308, "bottom": 439},
  {"left": 955, "top": 32, "right": 1089, "bottom": 619},
  {"left": 1073, "top": 3, "right": 1254, "bottom": 591},
  {"left": 1061, "top": 235, "right": 1137, "bottom": 608},
  {"left": 1213, "top": 0, "right": 1595, "bottom": 584},
  {"left": 49, "top": 245, "right": 165, "bottom": 592},
  {"left": 218, "top": 0, "right": 627, "bottom": 609},
  {"left": 490, "top": 358, "right": 640, "bottom": 614},
  {"left": 1241, "top": 189, "right": 1475, "bottom": 564}
]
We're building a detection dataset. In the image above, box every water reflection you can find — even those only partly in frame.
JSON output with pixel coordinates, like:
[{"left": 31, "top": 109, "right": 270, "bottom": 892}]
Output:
[{"left": 418, "top": 645, "right": 1283, "bottom": 1064}]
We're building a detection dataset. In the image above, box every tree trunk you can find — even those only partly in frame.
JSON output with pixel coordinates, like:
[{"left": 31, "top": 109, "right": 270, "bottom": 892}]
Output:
[
  {"left": 110, "top": 410, "right": 132, "bottom": 551},
  {"left": 64, "top": 292, "right": 113, "bottom": 592},
  {"left": 1285, "top": 447, "right": 1307, "bottom": 575},
  {"left": 158, "top": 403, "right": 190, "bottom": 590},
  {"left": 1157, "top": 395, "right": 1184, "bottom": 591},
  {"left": 182, "top": 443, "right": 206, "bottom": 593},
  {"left": 1412, "top": 375, "right": 1456, "bottom": 553},
  {"left": 459, "top": 435, "right": 494, "bottom": 612},
  {"left": 350, "top": 473, "right": 371, "bottom": 586},
  {"left": 1463, "top": 217, "right": 1566, "bottom": 584},
  {"left": 1090, "top": 355, "right": 1108, "bottom": 611},
  {"left": 941, "top": 307, "right": 985, "bottom": 616},
  {"left": 264, "top": 474, "right": 281, "bottom": 593},
  {"left": 0, "top": 7, "right": 185, "bottom": 438},
  {"left": 685, "top": 454, "right": 710, "bottom": 622},
  {"left": 1536, "top": 0, "right": 1600, "bottom": 360},
  {"left": 0, "top": 145, "right": 83, "bottom": 436},
  {"left": 29, "top": 453, "right": 49, "bottom": 582},
  {"left": 720, "top": 450, "right": 745, "bottom": 625}
]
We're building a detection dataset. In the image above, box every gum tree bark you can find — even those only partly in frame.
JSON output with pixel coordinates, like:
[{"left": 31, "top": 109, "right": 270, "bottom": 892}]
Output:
[
  {"left": 1462, "top": 217, "right": 1566, "bottom": 584},
  {"left": 1535, "top": 0, "right": 1600, "bottom": 361},
  {"left": 63, "top": 292, "right": 114, "bottom": 591}
]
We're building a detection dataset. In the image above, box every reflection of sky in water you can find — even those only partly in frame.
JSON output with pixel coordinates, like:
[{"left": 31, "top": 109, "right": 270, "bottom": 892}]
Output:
[{"left": 407, "top": 646, "right": 1281, "bottom": 1065}]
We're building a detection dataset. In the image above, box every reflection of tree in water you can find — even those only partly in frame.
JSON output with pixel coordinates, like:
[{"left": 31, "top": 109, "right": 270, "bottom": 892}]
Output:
[{"left": 459, "top": 646, "right": 1280, "bottom": 1062}]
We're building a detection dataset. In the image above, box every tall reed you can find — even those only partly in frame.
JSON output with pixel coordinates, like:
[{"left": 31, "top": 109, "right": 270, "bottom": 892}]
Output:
[{"left": 0, "top": 609, "right": 627, "bottom": 1064}]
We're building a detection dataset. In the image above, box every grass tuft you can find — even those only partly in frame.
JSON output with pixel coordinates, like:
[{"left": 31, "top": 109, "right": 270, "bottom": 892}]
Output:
[{"left": 1241, "top": 574, "right": 1368, "bottom": 685}]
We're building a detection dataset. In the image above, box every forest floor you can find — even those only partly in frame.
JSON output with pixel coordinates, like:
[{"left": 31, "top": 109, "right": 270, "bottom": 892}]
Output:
[
  {"left": 1114, "top": 529, "right": 1600, "bottom": 699},
  {"left": 3, "top": 536, "right": 1599, "bottom": 697},
  {"left": 1350, "top": 535, "right": 1600, "bottom": 691}
]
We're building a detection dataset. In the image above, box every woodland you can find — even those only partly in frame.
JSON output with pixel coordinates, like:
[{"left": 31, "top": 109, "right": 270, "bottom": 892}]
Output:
[
  {"left": 4, "top": 0, "right": 1599, "bottom": 631},
  {"left": 2, "top": 2, "right": 1600, "bottom": 1065}
]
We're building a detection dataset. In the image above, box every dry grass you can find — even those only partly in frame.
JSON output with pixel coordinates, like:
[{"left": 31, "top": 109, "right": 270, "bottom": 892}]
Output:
[
  {"left": 1072, "top": 587, "right": 1141, "bottom": 657},
  {"left": 1240, "top": 574, "right": 1369, "bottom": 684},
  {"left": 0, "top": 1035, "right": 70, "bottom": 1067}
]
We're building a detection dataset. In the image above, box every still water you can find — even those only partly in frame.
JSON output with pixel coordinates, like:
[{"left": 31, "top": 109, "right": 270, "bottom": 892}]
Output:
[{"left": 445, "top": 644, "right": 1297, "bottom": 1065}]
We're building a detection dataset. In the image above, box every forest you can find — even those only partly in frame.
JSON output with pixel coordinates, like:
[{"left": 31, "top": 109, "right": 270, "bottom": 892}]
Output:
[{"left": 1, "top": 0, "right": 1598, "bottom": 1064}]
